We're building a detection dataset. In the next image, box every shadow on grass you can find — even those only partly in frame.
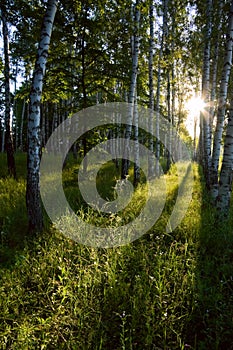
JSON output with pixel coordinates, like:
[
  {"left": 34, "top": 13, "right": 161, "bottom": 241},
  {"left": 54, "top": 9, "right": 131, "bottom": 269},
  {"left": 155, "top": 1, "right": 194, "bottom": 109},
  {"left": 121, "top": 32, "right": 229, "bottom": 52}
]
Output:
[
  {"left": 0, "top": 152, "right": 40, "bottom": 269},
  {"left": 2, "top": 157, "right": 233, "bottom": 349},
  {"left": 0, "top": 153, "right": 31, "bottom": 267},
  {"left": 0, "top": 178, "right": 28, "bottom": 267},
  {"left": 0, "top": 152, "right": 27, "bottom": 180},
  {"left": 0, "top": 157, "right": 194, "bottom": 349},
  {"left": 185, "top": 166, "right": 233, "bottom": 349}
]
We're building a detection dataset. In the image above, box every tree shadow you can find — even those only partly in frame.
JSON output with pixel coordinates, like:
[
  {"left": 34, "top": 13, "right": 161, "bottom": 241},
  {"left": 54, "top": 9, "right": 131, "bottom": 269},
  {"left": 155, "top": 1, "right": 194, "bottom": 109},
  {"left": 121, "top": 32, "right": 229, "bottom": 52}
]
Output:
[
  {"left": 0, "top": 190, "right": 29, "bottom": 267},
  {"left": 185, "top": 165, "right": 233, "bottom": 349},
  {"left": 2, "top": 159, "right": 233, "bottom": 348}
]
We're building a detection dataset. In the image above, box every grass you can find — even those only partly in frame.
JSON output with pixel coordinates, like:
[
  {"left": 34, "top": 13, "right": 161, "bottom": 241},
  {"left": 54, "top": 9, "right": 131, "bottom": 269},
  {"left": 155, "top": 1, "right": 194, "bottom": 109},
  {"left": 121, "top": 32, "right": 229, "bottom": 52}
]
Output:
[{"left": 0, "top": 153, "right": 233, "bottom": 349}]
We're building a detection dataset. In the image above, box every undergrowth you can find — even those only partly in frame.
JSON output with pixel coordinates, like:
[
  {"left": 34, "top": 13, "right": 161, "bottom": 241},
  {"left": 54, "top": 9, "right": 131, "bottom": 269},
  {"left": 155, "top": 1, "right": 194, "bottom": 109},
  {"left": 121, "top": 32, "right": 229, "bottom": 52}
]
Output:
[{"left": 0, "top": 153, "right": 233, "bottom": 349}]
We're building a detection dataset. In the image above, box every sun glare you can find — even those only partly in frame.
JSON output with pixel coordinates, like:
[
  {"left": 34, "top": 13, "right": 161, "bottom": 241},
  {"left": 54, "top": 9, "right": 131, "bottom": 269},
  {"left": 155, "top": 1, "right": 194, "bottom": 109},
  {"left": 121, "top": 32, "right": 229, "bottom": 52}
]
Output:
[
  {"left": 185, "top": 96, "right": 205, "bottom": 138},
  {"left": 186, "top": 96, "right": 205, "bottom": 116}
]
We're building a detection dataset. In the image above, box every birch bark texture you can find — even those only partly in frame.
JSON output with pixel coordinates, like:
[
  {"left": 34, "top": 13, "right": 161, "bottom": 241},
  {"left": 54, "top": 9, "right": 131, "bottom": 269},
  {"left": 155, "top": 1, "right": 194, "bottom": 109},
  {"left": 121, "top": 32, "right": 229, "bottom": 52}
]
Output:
[
  {"left": 133, "top": 98, "right": 140, "bottom": 186},
  {"left": 0, "top": 3, "right": 16, "bottom": 178},
  {"left": 217, "top": 96, "right": 233, "bottom": 216},
  {"left": 121, "top": 1, "right": 140, "bottom": 179},
  {"left": 200, "top": 0, "right": 212, "bottom": 188},
  {"left": 26, "top": 0, "right": 58, "bottom": 232},
  {"left": 210, "top": 0, "right": 233, "bottom": 200},
  {"left": 209, "top": 2, "right": 223, "bottom": 133},
  {"left": 155, "top": 0, "right": 168, "bottom": 177},
  {"left": 148, "top": 1, "right": 155, "bottom": 178}
]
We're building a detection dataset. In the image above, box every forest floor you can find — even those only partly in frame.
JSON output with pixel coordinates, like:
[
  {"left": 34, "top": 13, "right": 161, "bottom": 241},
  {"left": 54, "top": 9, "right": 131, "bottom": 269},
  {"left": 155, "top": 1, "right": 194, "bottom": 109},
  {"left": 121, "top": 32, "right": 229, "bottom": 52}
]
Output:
[{"left": 0, "top": 153, "right": 233, "bottom": 349}]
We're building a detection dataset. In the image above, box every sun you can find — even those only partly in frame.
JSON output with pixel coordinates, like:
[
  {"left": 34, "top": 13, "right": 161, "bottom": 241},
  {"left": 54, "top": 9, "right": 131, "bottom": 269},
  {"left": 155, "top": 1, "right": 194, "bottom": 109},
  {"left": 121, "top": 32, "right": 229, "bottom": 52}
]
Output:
[
  {"left": 185, "top": 96, "right": 205, "bottom": 138},
  {"left": 186, "top": 96, "right": 205, "bottom": 116}
]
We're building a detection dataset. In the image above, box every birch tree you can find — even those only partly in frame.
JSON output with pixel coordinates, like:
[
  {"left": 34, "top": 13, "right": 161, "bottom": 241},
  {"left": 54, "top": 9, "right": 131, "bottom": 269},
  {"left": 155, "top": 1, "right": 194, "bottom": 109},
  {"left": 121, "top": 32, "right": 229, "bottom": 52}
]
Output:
[
  {"left": 216, "top": 96, "right": 233, "bottom": 216},
  {"left": 210, "top": 0, "right": 233, "bottom": 200},
  {"left": 133, "top": 97, "right": 140, "bottom": 185},
  {"left": 200, "top": 0, "right": 212, "bottom": 188},
  {"left": 0, "top": 119, "right": 4, "bottom": 153},
  {"left": 121, "top": 1, "right": 140, "bottom": 179},
  {"left": 0, "top": 2, "right": 16, "bottom": 178},
  {"left": 209, "top": 2, "right": 223, "bottom": 133},
  {"left": 26, "top": 0, "right": 58, "bottom": 232},
  {"left": 19, "top": 98, "right": 26, "bottom": 151},
  {"left": 155, "top": 0, "right": 168, "bottom": 177},
  {"left": 148, "top": 0, "right": 155, "bottom": 178}
]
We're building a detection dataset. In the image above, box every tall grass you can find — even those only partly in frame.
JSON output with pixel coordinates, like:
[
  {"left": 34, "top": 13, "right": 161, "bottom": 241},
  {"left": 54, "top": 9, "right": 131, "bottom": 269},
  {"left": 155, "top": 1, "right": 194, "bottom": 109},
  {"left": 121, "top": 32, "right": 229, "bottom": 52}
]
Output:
[{"left": 0, "top": 153, "right": 233, "bottom": 349}]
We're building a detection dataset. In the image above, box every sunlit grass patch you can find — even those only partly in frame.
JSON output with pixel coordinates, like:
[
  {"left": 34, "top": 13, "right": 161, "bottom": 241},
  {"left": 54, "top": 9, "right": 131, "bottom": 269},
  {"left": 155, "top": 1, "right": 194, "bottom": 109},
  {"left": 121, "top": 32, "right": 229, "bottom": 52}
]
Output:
[{"left": 1, "top": 155, "right": 233, "bottom": 348}]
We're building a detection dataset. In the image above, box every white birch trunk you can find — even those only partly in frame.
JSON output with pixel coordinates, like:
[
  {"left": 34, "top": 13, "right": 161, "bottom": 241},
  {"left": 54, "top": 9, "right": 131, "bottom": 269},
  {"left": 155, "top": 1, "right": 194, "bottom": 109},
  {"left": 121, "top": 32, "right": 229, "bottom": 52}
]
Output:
[
  {"left": 171, "top": 60, "right": 175, "bottom": 162},
  {"left": 26, "top": 0, "right": 58, "bottom": 232},
  {"left": 209, "top": 3, "right": 223, "bottom": 132},
  {"left": 148, "top": 1, "right": 155, "bottom": 178},
  {"left": 122, "top": 1, "right": 140, "bottom": 179},
  {"left": 1, "top": 119, "right": 5, "bottom": 152},
  {"left": 19, "top": 98, "right": 26, "bottom": 151},
  {"left": 210, "top": 0, "right": 233, "bottom": 199},
  {"left": 155, "top": 0, "right": 168, "bottom": 177},
  {"left": 166, "top": 71, "right": 172, "bottom": 171},
  {"left": 133, "top": 95, "right": 140, "bottom": 185},
  {"left": 216, "top": 96, "right": 233, "bottom": 215},
  {"left": 1, "top": 3, "right": 16, "bottom": 177},
  {"left": 200, "top": 0, "right": 212, "bottom": 188},
  {"left": 155, "top": 50, "right": 161, "bottom": 177}
]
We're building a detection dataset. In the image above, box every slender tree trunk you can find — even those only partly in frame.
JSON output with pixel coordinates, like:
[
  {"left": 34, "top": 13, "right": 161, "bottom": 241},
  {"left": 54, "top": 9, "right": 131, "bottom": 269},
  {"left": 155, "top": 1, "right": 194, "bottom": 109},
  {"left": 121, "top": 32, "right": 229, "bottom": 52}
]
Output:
[
  {"left": 45, "top": 102, "right": 49, "bottom": 144},
  {"left": 209, "top": 46, "right": 219, "bottom": 135},
  {"left": 148, "top": 1, "right": 155, "bottom": 178},
  {"left": 166, "top": 71, "right": 172, "bottom": 171},
  {"left": 163, "top": 0, "right": 171, "bottom": 172},
  {"left": 155, "top": 0, "right": 168, "bottom": 177},
  {"left": 81, "top": 10, "right": 88, "bottom": 173},
  {"left": 1, "top": 121, "right": 5, "bottom": 153},
  {"left": 19, "top": 98, "right": 26, "bottom": 151},
  {"left": 52, "top": 103, "right": 59, "bottom": 152},
  {"left": 121, "top": 1, "right": 140, "bottom": 179},
  {"left": 0, "top": 119, "right": 1, "bottom": 150},
  {"left": 41, "top": 103, "right": 46, "bottom": 148},
  {"left": 0, "top": 119, "right": 3, "bottom": 152},
  {"left": 1, "top": 3, "right": 16, "bottom": 178},
  {"left": 13, "top": 63, "right": 18, "bottom": 151},
  {"left": 193, "top": 115, "right": 197, "bottom": 160},
  {"left": 170, "top": 57, "right": 175, "bottom": 163},
  {"left": 200, "top": 0, "right": 212, "bottom": 188},
  {"left": 133, "top": 95, "right": 140, "bottom": 186},
  {"left": 26, "top": 0, "right": 58, "bottom": 233},
  {"left": 114, "top": 110, "right": 120, "bottom": 169},
  {"left": 210, "top": 0, "right": 233, "bottom": 200},
  {"left": 169, "top": 10, "right": 176, "bottom": 166},
  {"left": 209, "top": 3, "right": 223, "bottom": 132},
  {"left": 216, "top": 96, "right": 233, "bottom": 216},
  {"left": 155, "top": 49, "right": 162, "bottom": 177}
]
